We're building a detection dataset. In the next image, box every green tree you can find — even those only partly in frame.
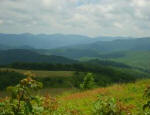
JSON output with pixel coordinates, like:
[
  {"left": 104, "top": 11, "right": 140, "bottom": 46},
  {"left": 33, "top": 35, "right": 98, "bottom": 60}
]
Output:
[{"left": 80, "top": 73, "right": 96, "bottom": 90}]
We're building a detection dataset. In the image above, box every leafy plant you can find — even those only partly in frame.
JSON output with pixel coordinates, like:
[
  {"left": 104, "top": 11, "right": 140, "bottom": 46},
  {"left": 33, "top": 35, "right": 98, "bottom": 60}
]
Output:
[
  {"left": 0, "top": 71, "right": 43, "bottom": 115},
  {"left": 92, "top": 96, "right": 132, "bottom": 115},
  {"left": 80, "top": 73, "right": 96, "bottom": 90},
  {"left": 143, "top": 85, "right": 150, "bottom": 114},
  {"left": 0, "top": 71, "right": 82, "bottom": 115}
]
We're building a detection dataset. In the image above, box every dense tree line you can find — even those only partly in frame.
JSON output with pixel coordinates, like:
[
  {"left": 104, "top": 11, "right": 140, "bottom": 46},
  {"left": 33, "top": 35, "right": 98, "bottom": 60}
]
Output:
[
  {"left": 0, "top": 70, "right": 143, "bottom": 91},
  {"left": 10, "top": 62, "right": 130, "bottom": 74},
  {"left": 0, "top": 70, "right": 26, "bottom": 90},
  {"left": 0, "top": 61, "right": 148, "bottom": 90}
]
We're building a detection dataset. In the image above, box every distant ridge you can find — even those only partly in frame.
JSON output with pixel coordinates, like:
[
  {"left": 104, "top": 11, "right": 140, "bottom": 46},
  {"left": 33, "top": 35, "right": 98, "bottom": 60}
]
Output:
[
  {"left": 44, "top": 37, "right": 150, "bottom": 59},
  {"left": 0, "top": 33, "right": 131, "bottom": 49}
]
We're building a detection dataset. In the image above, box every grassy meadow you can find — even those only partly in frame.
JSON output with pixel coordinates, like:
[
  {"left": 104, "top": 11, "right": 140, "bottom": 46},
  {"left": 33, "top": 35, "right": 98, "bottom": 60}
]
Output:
[{"left": 57, "top": 79, "right": 150, "bottom": 114}]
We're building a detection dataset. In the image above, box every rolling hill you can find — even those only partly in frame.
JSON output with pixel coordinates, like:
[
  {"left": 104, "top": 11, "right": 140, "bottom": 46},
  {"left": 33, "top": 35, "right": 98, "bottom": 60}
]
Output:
[
  {"left": 110, "top": 51, "right": 150, "bottom": 70},
  {"left": 0, "top": 49, "right": 77, "bottom": 65},
  {"left": 40, "top": 37, "right": 150, "bottom": 59}
]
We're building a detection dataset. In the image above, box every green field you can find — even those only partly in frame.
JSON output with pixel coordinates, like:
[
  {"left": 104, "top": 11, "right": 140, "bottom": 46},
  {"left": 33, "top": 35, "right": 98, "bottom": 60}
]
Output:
[{"left": 0, "top": 68, "right": 74, "bottom": 78}]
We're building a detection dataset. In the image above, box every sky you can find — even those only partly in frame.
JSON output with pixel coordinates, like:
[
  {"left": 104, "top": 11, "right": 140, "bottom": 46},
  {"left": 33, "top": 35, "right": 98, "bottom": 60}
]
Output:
[{"left": 0, "top": 0, "right": 150, "bottom": 37}]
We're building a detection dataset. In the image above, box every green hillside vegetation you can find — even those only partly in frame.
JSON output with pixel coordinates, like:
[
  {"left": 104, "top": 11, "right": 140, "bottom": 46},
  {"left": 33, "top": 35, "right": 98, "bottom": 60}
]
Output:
[
  {"left": 0, "top": 60, "right": 149, "bottom": 91},
  {"left": 0, "top": 72, "right": 150, "bottom": 114},
  {"left": 79, "top": 51, "right": 150, "bottom": 72},
  {"left": 43, "top": 37, "right": 150, "bottom": 59},
  {"left": 0, "top": 68, "right": 74, "bottom": 78},
  {"left": 110, "top": 51, "right": 150, "bottom": 70},
  {"left": 59, "top": 78, "right": 150, "bottom": 114},
  {"left": 0, "top": 49, "right": 77, "bottom": 65}
]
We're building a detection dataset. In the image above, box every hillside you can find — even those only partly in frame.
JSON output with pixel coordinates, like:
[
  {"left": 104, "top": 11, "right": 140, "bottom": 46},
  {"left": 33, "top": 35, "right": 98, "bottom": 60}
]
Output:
[
  {"left": 69, "top": 37, "right": 150, "bottom": 52},
  {"left": 42, "top": 37, "right": 150, "bottom": 59},
  {"left": 0, "top": 49, "right": 77, "bottom": 65},
  {"left": 59, "top": 78, "right": 150, "bottom": 114},
  {"left": 110, "top": 51, "right": 150, "bottom": 70},
  {"left": 0, "top": 44, "right": 12, "bottom": 50},
  {"left": 0, "top": 60, "right": 149, "bottom": 91},
  {"left": 0, "top": 72, "right": 150, "bottom": 114}
]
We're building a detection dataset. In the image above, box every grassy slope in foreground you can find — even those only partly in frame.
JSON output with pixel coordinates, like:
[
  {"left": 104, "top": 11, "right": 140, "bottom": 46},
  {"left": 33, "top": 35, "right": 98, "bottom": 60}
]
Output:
[{"left": 59, "top": 79, "right": 150, "bottom": 115}]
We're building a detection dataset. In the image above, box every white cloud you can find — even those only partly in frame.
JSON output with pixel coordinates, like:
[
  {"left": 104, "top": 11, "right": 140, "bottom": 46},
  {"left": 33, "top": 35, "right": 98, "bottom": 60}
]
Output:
[
  {"left": 0, "top": 0, "right": 150, "bottom": 37},
  {"left": 42, "top": 0, "right": 52, "bottom": 5},
  {"left": 113, "top": 22, "right": 123, "bottom": 29},
  {"left": 132, "top": 0, "right": 148, "bottom": 7},
  {"left": 0, "top": 20, "right": 3, "bottom": 24}
]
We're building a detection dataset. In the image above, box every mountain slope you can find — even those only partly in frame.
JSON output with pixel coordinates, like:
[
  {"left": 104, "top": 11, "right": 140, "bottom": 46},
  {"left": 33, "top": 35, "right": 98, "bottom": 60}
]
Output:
[
  {"left": 110, "top": 51, "right": 150, "bottom": 70},
  {"left": 0, "top": 49, "right": 77, "bottom": 65},
  {"left": 45, "top": 37, "right": 150, "bottom": 59},
  {"left": 68, "top": 37, "right": 150, "bottom": 52}
]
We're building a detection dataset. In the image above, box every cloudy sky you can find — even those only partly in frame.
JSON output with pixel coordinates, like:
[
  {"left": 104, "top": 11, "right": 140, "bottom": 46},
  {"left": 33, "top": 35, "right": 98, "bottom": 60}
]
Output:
[{"left": 0, "top": 0, "right": 150, "bottom": 37}]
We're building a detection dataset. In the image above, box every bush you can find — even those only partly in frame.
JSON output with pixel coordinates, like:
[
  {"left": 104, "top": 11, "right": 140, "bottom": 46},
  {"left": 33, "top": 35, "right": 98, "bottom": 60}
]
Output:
[
  {"left": 80, "top": 73, "right": 96, "bottom": 90},
  {"left": 0, "top": 73, "right": 43, "bottom": 115},
  {"left": 93, "top": 96, "right": 132, "bottom": 115},
  {"left": 143, "top": 85, "right": 150, "bottom": 114}
]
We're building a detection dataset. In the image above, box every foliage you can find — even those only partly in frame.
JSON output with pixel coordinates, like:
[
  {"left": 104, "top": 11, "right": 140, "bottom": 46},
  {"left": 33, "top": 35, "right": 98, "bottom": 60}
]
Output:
[
  {"left": 0, "top": 73, "right": 150, "bottom": 114},
  {"left": 71, "top": 71, "right": 85, "bottom": 88},
  {"left": 143, "top": 85, "right": 150, "bottom": 114},
  {"left": 8, "top": 62, "right": 148, "bottom": 87},
  {"left": 80, "top": 73, "right": 96, "bottom": 90},
  {"left": 0, "top": 70, "right": 26, "bottom": 90},
  {"left": 0, "top": 49, "right": 77, "bottom": 65},
  {"left": 1, "top": 65, "right": 142, "bottom": 90},
  {"left": 92, "top": 96, "right": 132, "bottom": 115},
  {"left": 0, "top": 72, "right": 82, "bottom": 115},
  {"left": 0, "top": 72, "right": 43, "bottom": 115}
]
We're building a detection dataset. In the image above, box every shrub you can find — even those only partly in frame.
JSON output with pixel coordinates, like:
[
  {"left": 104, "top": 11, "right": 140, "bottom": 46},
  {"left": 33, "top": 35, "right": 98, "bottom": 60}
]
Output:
[
  {"left": 92, "top": 96, "right": 132, "bottom": 115},
  {"left": 80, "top": 73, "right": 96, "bottom": 90},
  {"left": 0, "top": 72, "right": 43, "bottom": 115},
  {"left": 143, "top": 85, "right": 150, "bottom": 114}
]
